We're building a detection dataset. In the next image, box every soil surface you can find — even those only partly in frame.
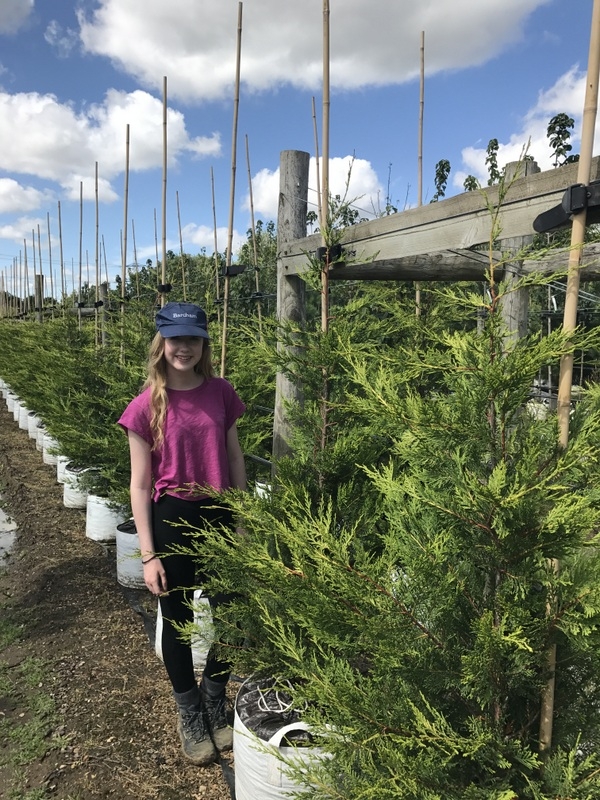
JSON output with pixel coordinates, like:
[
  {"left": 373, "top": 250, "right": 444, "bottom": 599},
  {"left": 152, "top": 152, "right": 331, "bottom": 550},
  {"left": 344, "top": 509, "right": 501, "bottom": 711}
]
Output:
[{"left": 0, "top": 400, "right": 236, "bottom": 800}]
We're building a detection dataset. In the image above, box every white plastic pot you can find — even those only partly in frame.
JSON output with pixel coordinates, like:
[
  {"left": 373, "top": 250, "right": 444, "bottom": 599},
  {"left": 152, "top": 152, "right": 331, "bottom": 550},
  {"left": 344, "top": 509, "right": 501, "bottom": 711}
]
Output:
[
  {"left": 56, "top": 455, "right": 70, "bottom": 484},
  {"left": 42, "top": 434, "right": 60, "bottom": 466},
  {"left": 27, "top": 412, "right": 41, "bottom": 440},
  {"left": 12, "top": 398, "right": 20, "bottom": 421},
  {"left": 35, "top": 424, "right": 46, "bottom": 452},
  {"left": 62, "top": 463, "right": 89, "bottom": 509},
  {"left": 233, "top": 677, "right": 324, "bottom": 800},
  {"left": 116, "top": 519, "right": 145, "bottom": 589},
  {"left": 5, "top": 391, "right": 16, "bottom": 411},
  {"left": 85, "top": 495, "right": 127, "bottom": 542},
  {"left": 155, "top": 589, "right": 212, "bottom": 670},
  {"left": 18, "top": 404, "right": 30, "bottom": 430}
]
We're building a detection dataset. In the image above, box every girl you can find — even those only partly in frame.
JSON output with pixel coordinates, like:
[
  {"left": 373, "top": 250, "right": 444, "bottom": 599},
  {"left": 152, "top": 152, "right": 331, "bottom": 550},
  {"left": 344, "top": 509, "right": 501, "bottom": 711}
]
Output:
[{"left": 118, "top": 301, "right": 246, "bottom": 766}]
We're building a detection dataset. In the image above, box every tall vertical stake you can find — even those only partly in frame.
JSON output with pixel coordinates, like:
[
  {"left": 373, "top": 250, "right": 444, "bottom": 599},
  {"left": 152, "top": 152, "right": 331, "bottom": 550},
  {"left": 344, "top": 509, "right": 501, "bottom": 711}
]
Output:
[
  {"left": 210, "top": 167, "right": 222, "bottom": 322},
  {"left": 321, "top": 0, "right": 330, "bottom": 335},
  {"left": 161, "top": 76, "right": 168, "bottom": 305},
  {"left": 78, "top": 181, "right": 83, "bottom": 329},
  {"left": 415, "top": 30, "right": 425, "bottom": 318},
  {"left": 95, "top": 162, "right": 100, "bottom": 343},
  {"left": 220, "top": 1, "right": 243, "bottom": 378},
  {"left": 539, "top": 0, "right": 600, "bottom": 755},
  {"left": 245, "top": 134, "right": 262, "bottom": 329}
]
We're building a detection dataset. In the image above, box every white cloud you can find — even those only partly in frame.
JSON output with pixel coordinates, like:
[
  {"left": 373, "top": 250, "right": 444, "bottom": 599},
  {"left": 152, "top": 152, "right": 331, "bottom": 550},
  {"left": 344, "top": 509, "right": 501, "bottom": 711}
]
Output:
[
  {"left": 454, "top": 66, "right": 588, "bottom": 188},
  {"left": 0, "top": 178, "right": 53, "bottom": 213},
  {"left": 0, "top": 89, "right": 221, "bottom": 209},
  {"left": 0, "top": 0, "right": 33, "bottom": 35},
  {"left": 181, "top": 223, "right": 244, "bottom": 257},
  {"left": 246, "top": 155, "right": 383, "bottom": 223},
  {"left": 77, "top": 0, "right": 551, "bottom": 102},
  {"left": 44, "top": 20, "right": 79, "bottom": 58},
  {"left": 0, "top": 214, "right": 46, "bottom": 247}
]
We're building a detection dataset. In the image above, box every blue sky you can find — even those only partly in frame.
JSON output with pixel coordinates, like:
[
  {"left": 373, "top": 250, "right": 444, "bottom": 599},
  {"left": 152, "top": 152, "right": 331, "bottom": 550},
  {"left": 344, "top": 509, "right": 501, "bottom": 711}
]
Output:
[{"left": 0, "top": 0, "right": 594, "bottom": 298}]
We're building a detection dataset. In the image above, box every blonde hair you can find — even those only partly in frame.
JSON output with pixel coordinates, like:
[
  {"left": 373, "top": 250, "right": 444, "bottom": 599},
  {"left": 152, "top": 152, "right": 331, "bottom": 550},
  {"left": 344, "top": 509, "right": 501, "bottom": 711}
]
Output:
[{"left": 143, "top": 332, "right": 215, "bottom": 450}]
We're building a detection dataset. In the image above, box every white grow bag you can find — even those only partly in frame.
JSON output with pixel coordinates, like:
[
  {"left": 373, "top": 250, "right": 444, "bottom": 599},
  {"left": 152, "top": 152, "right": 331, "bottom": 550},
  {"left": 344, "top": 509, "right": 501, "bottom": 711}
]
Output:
[
  {"left": 155, "top": 589, "right": 212, "bottom": 671},
  {"left": 233, "top": 677, "right": 325, "bottom": 800},
  {"left": 85, "top": 495, "right": 127, "bottom": 542}
]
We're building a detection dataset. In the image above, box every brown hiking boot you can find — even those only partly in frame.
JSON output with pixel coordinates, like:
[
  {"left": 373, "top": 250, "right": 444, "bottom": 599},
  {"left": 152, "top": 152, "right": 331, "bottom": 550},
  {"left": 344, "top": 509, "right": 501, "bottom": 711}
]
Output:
[
  {"left": 177, "top": 705, "right": 217, "bottom": 766},
  {"left": 202, "top": 692, "right": 233, "bottom": 752}
]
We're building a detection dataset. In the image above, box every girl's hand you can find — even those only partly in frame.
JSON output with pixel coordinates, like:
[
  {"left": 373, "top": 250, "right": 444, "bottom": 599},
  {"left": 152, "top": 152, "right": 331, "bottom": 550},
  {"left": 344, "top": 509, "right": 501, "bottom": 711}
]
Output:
[{"left": 143, "top": 559, "right": 168, "bottom": 595}]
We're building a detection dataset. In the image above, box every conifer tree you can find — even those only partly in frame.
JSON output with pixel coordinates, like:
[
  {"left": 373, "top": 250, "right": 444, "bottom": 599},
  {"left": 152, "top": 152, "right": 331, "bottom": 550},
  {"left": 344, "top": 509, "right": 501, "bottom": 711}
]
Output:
[{"left": 193, "top": 199, "right": 600, "bottom": 797}]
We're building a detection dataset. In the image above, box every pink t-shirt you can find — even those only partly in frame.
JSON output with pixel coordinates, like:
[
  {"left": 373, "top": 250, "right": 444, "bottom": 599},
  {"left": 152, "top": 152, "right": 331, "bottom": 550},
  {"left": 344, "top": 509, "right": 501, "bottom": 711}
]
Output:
[{"left": 118, "top": 377, "right": 245, "bottom": 502}]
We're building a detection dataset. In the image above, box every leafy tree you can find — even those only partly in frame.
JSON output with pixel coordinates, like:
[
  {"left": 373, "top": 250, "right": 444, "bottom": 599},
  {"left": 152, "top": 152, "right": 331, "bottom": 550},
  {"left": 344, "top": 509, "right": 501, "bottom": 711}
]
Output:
[
  {"left": 431, "top": 159, "right": 451, "bottom": 203},
  {"left": 547, "top": 113, "right": 579, "bottom": 168},
  {"left": 485, "top": 137, "right": 501, "bottom": 185},
  {"left": 464, "top": 174, "right": 480, "bottom": 192}
]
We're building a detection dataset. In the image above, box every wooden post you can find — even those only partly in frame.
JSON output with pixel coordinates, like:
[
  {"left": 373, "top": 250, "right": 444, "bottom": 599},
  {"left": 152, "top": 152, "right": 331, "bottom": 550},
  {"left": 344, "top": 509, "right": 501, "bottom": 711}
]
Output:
[
  {"left": 540, "top": 0, "right": 600, "bottom": 755},
  {"left": 272, "top": 150, "right": 310, "bottom": 466},
  {"left": 220, "top": 1, "right": 243, "bottom": 378},
  {"left": 100, "top": 282, "right": 108, "bottom": 347},
  {"left": 499, "top": 159, "right": 541, "bottom": 343},
  {"left": 34, "top": 274, "right": 43, "bottom": 323}
]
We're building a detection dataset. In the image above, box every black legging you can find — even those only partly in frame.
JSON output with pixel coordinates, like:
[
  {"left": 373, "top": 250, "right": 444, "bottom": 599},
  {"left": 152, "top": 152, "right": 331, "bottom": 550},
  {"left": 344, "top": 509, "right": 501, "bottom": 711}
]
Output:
[{"left": 151, "top": 493, "right": 235, "bottom": 694}]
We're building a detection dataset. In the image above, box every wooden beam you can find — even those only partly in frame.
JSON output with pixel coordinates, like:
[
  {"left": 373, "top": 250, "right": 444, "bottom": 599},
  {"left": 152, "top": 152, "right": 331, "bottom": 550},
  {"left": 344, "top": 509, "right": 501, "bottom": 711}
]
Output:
[
  {"left": 281, "top": 157, "right": 600, "bottom": 278},
  {"left": 324, "top": 243, "right": 600, "bottom": 283},
  {"left": 523, "top": 241, "right": 600, "bottom": 280},
  {"left": 327, "top": 248, "right": 494, "bottom": 281}
]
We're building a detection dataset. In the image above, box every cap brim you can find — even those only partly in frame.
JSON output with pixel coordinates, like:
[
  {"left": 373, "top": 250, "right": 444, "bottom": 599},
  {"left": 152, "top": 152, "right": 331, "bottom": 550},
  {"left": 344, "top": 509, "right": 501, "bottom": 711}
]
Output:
[{"left": 159, "top": 325, "right": 209, "bottom": 339}]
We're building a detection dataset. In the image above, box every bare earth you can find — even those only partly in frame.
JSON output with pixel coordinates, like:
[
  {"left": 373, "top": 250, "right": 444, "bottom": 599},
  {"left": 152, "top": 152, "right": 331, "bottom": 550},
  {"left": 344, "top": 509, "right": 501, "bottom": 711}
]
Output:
[{"left": 0, "top": 400, "right": 235, "bottom": 800}]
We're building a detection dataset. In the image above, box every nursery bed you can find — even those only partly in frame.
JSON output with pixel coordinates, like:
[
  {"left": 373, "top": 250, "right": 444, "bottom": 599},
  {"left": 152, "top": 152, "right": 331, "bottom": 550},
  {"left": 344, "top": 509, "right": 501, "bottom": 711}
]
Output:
[{"left": 0, "top": 401, "right": 234, "bottom": 800}]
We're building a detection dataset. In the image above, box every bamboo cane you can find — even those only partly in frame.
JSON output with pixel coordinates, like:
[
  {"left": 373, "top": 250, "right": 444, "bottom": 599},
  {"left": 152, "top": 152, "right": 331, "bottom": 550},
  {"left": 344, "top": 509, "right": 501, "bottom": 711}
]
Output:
[
  {"left": 37, "top": 224, "right": 43, "bottom": 317},
  {"left": 122, "top": 124, "right": 130, "bottom": 316},
  {"left": 102, "top": 235, "right": 109, "bottom": 286},
  {"left": 132, "top": 219, "right": 140, "bottom": 299},
  {"left": 47, "top": 213, "right": 54, "bottom": 319},
  {"left": 245, "top": 134, "right": 263, "bottom": 330},
  {"left": 321, "top": 0, "right": 330, "bottom": 335},
  {"left": 415, "top": 30, "right": 425, "bottom": 318},
  {"left": 31, "top": 229, "right": 39, "bottom": 322},
  {"left": 210, "top": 166, "right": 222, "bottom": 323},
  {"left": 86, "top": 250, "right": 90, "bottom": 296},
  {"left": 161, "top": 76, "right": 168, "bottom": 304},
  {"left": 220, "top": 1, "right": 243, "bottom": 379},
  {"left": 58, "top": 201, "right": 65, "bottom": 314},
  {"left": 154, "top": 208, "right": 159, "bottom": 288},
  {"left": 78, "top": 181, "right": 83, "bottom": 329},
  {"left": 176, "top": 191, "right": 187, "bottom": 300},
  {"left": 312, "top": 96, "right": 322, "bottom": 227},
  {"left": 539, "top": 0, "right": 600, "bottom": 755},
  {"left": 95, "top": 162, "right": 100, "bottom": 343},
  {"left": 23, "top": 239, "right": 30, "bottom": 314}
]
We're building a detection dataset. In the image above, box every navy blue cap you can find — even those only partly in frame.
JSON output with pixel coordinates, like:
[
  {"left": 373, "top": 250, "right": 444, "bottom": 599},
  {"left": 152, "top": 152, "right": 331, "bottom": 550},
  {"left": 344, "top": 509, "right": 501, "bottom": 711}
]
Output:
[{"left": 155, "top": 302, "right": 209, "bottom": 339}]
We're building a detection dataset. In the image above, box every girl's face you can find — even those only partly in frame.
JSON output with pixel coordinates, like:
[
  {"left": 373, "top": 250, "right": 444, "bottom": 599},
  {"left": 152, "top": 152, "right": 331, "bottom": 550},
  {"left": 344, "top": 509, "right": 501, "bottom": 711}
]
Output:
[{"left": 163, "top": 336, "right": 204, "bottom": 374}]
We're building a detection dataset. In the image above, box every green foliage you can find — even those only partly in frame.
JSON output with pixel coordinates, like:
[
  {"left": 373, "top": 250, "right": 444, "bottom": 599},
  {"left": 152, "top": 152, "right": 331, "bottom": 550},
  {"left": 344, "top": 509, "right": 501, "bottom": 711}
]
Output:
[
  {"left": 189, "top": 270, "right": 600, "bottom": 797},
  {"left": 464, "top": 175, "right": 480, "bottom": 192},
  {"left": 431, "top": 159, "right": 451, "bottom": 203},
  {"left": 486, "top": 138, "right": 501, "bottom": 186},
  {"left": 547, "top": 114, "right": 579, "bottom": 168},
  {"left": 4, "top": 185, "right": 600, "bottom": 797}
]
